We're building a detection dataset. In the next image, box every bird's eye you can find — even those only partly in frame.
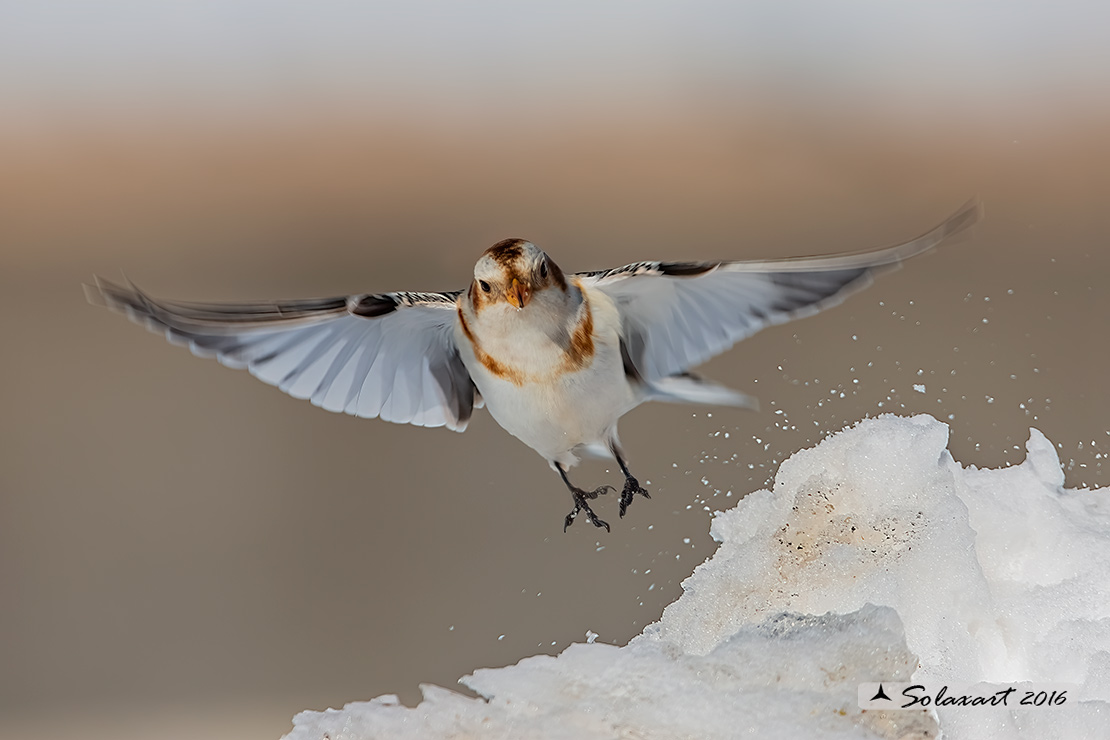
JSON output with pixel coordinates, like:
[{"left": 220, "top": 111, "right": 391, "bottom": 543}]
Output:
[
  {"left": 540, "top": 262, "right": 548, "bottom": 279},
  {"left": 479, "top": 280, "right": 491, "bottom": 293}
]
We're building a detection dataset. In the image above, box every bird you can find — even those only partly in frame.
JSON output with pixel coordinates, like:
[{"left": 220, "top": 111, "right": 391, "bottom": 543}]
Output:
[{"left": 87, "top": 200, "right": 980, "bottom": 532}]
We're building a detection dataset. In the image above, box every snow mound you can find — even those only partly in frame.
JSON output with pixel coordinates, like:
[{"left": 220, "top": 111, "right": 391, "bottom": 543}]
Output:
[
  {"left": 286, "top": 415, "right": 1110, "bottom": 740},
  {"left": 289, "top": 605, "right": 930, "bottom": 740}
]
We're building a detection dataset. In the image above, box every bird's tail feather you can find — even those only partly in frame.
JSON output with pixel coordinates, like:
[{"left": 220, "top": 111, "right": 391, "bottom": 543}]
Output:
[{"left": 647, "top": 374, "right": 760, "bottom": 411}]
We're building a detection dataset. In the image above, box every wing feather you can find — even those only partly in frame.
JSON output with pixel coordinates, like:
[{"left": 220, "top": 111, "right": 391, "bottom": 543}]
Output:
[
  {"left": 580, "top": 200, "right": 981, "bottom": 382},
  {"left": 86, "top": 278, "right": 477, "bottom": 431}
]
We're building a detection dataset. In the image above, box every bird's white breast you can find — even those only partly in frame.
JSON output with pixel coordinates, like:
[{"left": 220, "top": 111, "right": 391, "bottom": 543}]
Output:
[{"left": 454, "top": 284, "right": 640, "bottom": 466}]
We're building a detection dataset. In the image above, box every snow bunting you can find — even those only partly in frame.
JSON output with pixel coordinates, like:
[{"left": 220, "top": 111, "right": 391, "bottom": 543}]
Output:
[{"left": 87, "top": 201, "right": 980, "bottom": 531}]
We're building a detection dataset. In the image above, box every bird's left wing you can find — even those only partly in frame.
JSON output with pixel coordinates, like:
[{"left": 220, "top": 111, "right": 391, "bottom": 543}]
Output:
[
  {"left": 578, "top": 200, "right": 981, "bottom": 382},
  {"left": 86, "top": 279, "right": 480, "bottom": 431}
]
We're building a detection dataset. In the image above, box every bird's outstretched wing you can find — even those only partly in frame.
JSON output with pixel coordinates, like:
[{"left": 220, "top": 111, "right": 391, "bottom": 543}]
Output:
[
  {"left": 578, "top": 199, "right": 981, "bottom": 382},
  {"left": 85, "top": 280, "right": 480, "bottom": 431}
]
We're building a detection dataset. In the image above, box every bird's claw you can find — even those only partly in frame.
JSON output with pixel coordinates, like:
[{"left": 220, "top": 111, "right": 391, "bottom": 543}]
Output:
[
  {"left": 618, "top": 475, "right": 651, "bottom": 518},
  {"left": 563, "top": 485, "right": 613, "bottom": 532}
]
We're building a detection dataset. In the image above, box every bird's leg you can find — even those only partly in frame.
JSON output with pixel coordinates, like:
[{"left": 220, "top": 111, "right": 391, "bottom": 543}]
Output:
[
  {"left": 615, "top": 453, "right": 651, "bottom": 518},
  {"left": 557, "top": 464, "right": 613, "bottom": 533}
]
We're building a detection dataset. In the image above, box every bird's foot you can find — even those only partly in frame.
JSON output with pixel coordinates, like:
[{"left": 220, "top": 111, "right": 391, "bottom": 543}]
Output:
[
  {"left": 563, "top": 485, "right": 614, "bottom": 533},
  {"left": 618, "top": 475, "right": 651, "bottom": 518}
]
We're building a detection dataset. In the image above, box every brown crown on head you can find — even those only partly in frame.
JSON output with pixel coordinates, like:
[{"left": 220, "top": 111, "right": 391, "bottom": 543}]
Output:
[
  {"left": 484, "top": 238, "right": 529, "bottom": 266},
  {"left": 477, "top": 237, "right": 568, "bottom": 295}
]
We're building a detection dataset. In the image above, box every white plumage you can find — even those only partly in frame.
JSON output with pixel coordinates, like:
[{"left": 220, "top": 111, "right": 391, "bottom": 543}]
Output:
[{"left": 87, "top": 200, "right": 980, "bottom": 531}]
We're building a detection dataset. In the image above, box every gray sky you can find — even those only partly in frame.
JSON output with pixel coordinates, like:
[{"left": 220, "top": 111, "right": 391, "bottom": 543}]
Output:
[{"left": 4, "top": 1, "right": 1109, "bottom": 116}]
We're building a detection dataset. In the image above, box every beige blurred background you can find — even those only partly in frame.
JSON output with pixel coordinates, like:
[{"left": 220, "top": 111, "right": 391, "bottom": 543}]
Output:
[{"left": 2, "top": 2, "right": 1108, "bottom": 738}]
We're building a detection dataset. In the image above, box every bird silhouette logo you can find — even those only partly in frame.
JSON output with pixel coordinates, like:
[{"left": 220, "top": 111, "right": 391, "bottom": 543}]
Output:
[{"left": 870, "top": 684, "right": 892, "bottom": 702}]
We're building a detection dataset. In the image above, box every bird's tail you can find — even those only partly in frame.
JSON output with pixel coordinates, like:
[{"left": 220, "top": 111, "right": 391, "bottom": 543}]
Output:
[{"left": 646, "top": 373, "right": 760, "bottom": 411}]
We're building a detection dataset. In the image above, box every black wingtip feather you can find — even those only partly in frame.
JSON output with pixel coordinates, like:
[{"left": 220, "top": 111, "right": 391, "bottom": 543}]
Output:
[{"left": 351, "top": 294, "right": 399, "bottom": 318}]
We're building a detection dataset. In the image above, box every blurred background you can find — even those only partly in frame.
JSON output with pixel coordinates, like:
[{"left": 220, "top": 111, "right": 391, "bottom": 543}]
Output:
[{"left": 2, "top": 2, "right": 1107, "bottom": 738}]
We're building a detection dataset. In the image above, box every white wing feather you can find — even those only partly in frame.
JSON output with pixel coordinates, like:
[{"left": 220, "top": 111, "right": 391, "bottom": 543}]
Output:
[
  {"left": 580, "top": 200, "right": 981, "bottom": 382},
  {"left": 86, "top": 280, "right": 478, "bottom": 431}
]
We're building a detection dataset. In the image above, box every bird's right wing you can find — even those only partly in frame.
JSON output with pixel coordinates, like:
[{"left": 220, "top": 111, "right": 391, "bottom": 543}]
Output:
[
  {"left": 86, "top": 279, "right": 481, "bottom": 431},
  {"left": 579, "top": 200, "right": 981, "bottom": 382}
]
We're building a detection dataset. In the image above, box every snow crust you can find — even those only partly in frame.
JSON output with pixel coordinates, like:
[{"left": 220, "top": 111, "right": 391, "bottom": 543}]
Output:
[{"left": 286, "top": 415, "right": 1110, "bottom": 740}]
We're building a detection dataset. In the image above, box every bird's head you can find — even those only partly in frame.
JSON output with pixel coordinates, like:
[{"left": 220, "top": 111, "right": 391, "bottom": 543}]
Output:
[{"left": 470, "top": 238, "right": 566, "bottom": 312}]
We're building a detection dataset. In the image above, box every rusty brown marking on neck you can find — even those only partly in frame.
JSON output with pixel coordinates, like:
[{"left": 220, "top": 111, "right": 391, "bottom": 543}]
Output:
[
  {"left": 467, "top": 281, "right": 485, "bottom": 313},
  {"left": 457, "top": 277, "right": 595, "bottom": 385},
  {"left": 547, "top": 259, "right": 568, "bottom": 292},
  {"left": 562, "top": 279, "right": 595, "bottom": 371},
  {"left": 456, "top": 305, "right": 525, "bottom": 386}
]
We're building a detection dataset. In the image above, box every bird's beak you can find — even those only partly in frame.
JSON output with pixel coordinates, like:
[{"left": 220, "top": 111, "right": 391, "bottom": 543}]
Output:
[{"left": 507, "top": 278, "right": 531, "bottom": 309}]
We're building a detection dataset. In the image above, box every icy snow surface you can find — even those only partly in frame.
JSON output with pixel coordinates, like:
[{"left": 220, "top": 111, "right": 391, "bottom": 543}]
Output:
[{"left": 286, "top": 415, "right": 1110, "bottom": 740}]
